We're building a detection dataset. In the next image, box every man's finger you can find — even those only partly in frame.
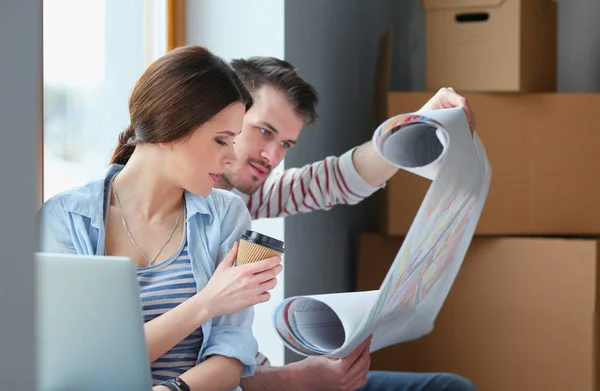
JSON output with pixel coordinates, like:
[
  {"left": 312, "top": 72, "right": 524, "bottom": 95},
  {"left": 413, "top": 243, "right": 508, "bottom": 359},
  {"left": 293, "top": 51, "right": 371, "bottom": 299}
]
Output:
[
  {"left": 348, "top": 368, "right": 370, "bottom": 391},
  {"left": 443, "top": 88, "right": 476, "bottom": 133},
  {"left": 446, "top": 90, "right": 468, "bottom": 108},
  {"left": 342, "top": 337, "right": 372, "bottom": 368},
  {"left": 361, "top": 335, "right": 373, "bottom": 352},
  {"left": 468, "top": 108, "right": 477, "bottom": 133},
  {"left": 346, "top": 353, "right": 371, "bottom": 390},
  {"left": 347, "top": 342, "right": 371, "bottom": 375},
  {"left": 341, "top": 345, "right": 364, "bottom": 367}
]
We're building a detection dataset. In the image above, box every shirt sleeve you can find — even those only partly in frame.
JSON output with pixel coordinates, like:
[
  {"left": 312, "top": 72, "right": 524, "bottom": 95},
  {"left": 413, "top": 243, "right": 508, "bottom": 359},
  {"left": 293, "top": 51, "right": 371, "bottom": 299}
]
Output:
[
  {"left": 36, "top": 195, "right": 77, "bottom": 254},
  {"left": 200, "top": 195, "right": 258, "bottom": 378},
  {"left": 245, "top": 147, "right": 384, "bottom": 219}
]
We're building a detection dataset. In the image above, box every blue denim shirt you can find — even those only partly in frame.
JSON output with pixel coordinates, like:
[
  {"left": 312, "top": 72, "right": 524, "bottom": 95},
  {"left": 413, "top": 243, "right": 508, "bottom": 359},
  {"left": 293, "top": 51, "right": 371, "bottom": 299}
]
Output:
[{"left": 36, "top": 164, "right": 258, "bottom": 385}]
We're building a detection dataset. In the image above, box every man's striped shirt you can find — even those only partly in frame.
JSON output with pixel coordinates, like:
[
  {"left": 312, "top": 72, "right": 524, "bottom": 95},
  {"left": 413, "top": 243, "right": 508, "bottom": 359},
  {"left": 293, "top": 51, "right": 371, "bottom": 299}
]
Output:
[
  {"left": 235, "top": 148, "right": 382, "bottom": 220},
  {"left": 239, "top": 148, "right": 382, "bottom": 367}
]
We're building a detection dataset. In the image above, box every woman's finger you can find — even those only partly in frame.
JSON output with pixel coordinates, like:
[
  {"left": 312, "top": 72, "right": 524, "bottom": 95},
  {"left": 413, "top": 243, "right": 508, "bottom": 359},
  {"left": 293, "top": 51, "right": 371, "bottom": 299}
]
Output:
[
  {"left": 252, "top": 263, "right": 283, "bottom": 284},
  {"left": 241, "top": 255, "right": 282, "bottom": 274},
  {"left": 217, "top": 241, "right": 239, "bottom": 270},
  {"left": 253, "top": 291, "right": 271, "bottom": 305},
  {"left": 257, "top": 277, "right": 278, "bottom": 292}
]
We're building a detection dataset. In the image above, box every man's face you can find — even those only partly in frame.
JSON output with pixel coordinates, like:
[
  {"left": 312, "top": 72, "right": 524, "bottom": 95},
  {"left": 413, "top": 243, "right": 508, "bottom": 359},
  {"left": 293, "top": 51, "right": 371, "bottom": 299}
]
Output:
[{"left": 222, "top": 85, "right": 304, "bottom": 194}]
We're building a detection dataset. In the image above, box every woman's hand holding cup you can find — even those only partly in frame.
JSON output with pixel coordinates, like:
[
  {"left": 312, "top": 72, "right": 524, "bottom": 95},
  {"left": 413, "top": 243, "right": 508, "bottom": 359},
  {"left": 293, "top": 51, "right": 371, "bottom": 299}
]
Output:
[{"left": 198, "top": 240, "right": 283, "bottom": 319}]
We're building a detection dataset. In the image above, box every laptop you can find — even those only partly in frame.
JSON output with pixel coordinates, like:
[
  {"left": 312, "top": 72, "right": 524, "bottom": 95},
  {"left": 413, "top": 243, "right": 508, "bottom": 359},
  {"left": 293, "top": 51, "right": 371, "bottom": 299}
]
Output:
[{"left": 35, "top": 252, "right": 153, "bottom": 391}]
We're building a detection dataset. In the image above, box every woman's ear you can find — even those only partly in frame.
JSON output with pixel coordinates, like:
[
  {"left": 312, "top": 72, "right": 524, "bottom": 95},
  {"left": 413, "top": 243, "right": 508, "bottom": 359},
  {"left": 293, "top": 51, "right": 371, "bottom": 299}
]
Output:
[{"left": 157, "top": 141, "right": 175, "bottom": 150}]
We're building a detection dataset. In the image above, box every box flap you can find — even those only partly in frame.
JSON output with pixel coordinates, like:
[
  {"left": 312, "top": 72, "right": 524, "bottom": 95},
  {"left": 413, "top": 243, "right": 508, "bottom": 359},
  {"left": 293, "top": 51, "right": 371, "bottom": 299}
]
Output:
[{"left": 423, "top": 0, "right": 505, "bottom": 11}]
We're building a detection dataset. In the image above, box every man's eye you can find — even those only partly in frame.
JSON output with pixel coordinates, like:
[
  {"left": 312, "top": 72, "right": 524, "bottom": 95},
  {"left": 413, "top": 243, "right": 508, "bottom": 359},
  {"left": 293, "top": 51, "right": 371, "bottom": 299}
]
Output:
[
  {"left": 281, "top": 142, "right": 292, "bottom": 149},
  {"left": 259, "top": 128, "right": 270, "bottom": 136}
]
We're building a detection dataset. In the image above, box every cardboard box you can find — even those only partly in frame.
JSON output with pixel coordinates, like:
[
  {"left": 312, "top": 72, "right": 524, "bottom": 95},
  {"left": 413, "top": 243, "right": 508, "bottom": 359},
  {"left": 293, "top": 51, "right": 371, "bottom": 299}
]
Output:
[
  {"left": 424, "top": 0, "right": 557, "bottom": 92},
  {"left": 356, "top": 233, "right": 600, "bottom": 391},
  {"left": 378, "top": 92, "right": 600, "bottom": 236}
]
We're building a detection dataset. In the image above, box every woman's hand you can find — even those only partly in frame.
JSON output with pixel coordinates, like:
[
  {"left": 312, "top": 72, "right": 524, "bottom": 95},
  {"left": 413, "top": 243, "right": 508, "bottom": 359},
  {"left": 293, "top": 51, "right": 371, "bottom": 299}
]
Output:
[
  {"left": 142, "top": 241, "right": 281, "bottom": 363},
  {"left": 196, "top": 241, "right": 283, "bottom": 318}
]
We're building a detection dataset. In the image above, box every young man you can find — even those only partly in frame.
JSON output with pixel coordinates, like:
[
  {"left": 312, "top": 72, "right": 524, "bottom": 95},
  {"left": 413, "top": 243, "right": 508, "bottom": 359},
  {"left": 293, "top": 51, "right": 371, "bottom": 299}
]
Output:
[{"left": 216, "top": 57, "right": 477, "bottom": 391}]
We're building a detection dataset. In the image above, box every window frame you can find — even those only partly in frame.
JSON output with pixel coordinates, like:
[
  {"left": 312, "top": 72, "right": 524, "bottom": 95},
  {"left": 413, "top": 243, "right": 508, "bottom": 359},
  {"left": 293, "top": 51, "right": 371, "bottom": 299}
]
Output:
[
  {"left": 167, "top": 0, "right": 186, "bottom": 50},
  {"left": 40, "top": 1, "right": 186, "bottom": 204}
]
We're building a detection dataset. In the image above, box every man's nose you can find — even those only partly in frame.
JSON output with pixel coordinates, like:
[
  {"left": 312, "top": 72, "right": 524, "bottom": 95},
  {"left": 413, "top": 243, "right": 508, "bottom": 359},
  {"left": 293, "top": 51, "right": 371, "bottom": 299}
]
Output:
[{"left": 260, "top": 142, "right": 281, "bottom": 165}]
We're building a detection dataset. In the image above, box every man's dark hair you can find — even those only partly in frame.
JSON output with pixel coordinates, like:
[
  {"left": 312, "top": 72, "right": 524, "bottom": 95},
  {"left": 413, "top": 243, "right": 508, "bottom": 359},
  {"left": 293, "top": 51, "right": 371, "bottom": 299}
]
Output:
[{"left": 230, "top": 56, "right": 319, "bottom": 125}]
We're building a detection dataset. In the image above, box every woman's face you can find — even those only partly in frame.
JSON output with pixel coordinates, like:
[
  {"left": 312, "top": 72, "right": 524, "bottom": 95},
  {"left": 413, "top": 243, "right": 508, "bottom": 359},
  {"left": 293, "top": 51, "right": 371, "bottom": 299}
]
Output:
[{"left": 166, "top": 103, "right": 245, "bottom": 196}]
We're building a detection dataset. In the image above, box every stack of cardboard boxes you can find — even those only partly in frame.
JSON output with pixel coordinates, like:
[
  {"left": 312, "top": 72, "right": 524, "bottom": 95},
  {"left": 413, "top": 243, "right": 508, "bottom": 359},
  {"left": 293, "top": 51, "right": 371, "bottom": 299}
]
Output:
[{"left": 358, "top": 1, "right": 600, "bottom": 390}]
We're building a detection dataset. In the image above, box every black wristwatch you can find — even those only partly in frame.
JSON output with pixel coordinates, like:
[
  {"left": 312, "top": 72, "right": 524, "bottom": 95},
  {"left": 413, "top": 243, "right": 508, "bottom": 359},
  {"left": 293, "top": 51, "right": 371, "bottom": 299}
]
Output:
[
  {"left": 159, "top": 377, "right": 191, "bottom": 391},
  {"left": 173, "top": 377, "right": 191, "bottom": 391},
  {"left": 158, "top": 381, "right": 179, "bottom": 391}
]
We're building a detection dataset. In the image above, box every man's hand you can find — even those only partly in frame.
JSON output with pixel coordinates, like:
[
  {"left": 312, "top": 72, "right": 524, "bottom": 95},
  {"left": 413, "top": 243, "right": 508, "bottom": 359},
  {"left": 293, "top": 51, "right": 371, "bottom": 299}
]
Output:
[
  {"left": 293, "top": 337, "right": 372, "bottom": 391},
  {"left": 418, "top": 87, "right": 476, "bottom": 133},
  {"left": 353, "top": 87, "right": 477, "bottom": 188}
]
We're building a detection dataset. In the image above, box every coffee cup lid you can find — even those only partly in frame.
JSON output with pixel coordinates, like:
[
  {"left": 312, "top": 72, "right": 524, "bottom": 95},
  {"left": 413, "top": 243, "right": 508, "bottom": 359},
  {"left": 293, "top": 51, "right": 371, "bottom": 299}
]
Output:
[{"left": 241, "top": 230, "right": 285, "bottom": 252}]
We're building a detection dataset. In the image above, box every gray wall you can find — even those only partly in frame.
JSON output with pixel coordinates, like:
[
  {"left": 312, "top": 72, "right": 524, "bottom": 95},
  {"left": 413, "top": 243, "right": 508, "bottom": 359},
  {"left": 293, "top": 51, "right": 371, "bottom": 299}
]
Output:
[
  {"left": 0, "top": 0, "right": 41, "bottom": 388},
  {"left": 557, "top": 0, "right": 600, "bottom": 92},
  {"left": 388, "top": 0, "right": 426, "bottom": 92},
  {"left": 283, "top": 0, "right": 407, "bottom": 363}
]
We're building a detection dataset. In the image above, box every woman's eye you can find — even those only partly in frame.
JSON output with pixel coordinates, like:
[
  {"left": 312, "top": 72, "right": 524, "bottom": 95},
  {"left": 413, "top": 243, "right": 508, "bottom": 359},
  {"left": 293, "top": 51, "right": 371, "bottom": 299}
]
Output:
[{"left": 216, "top": 139, "right": 227, "bottom": 146}]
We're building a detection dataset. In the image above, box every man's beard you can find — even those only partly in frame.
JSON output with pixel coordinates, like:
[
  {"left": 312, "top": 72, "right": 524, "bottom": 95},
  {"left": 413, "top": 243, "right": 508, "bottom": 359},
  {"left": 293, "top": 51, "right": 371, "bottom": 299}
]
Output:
[{"left": 223, "top": 159, "right": 270, "bottom": 195}]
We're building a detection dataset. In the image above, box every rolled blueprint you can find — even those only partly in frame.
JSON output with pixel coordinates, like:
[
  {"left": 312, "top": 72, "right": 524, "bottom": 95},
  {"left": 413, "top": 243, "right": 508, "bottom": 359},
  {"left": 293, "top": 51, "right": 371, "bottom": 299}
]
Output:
[{"left": 273, "top": 107, "right": 491, "bottom": 358}]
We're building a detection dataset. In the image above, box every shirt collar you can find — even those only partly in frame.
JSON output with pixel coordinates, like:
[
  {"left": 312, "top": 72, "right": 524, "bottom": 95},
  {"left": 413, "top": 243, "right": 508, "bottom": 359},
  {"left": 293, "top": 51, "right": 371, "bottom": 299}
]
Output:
[{"left": 64, "top": 164, "right": 214, "bottom": 227}]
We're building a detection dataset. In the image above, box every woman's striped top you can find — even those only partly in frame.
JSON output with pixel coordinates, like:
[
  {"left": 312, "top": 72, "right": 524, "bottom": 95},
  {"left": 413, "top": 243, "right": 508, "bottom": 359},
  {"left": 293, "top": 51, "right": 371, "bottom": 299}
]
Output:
[{"left": 137, "top": 236, "right": 203, "bottom": 385}]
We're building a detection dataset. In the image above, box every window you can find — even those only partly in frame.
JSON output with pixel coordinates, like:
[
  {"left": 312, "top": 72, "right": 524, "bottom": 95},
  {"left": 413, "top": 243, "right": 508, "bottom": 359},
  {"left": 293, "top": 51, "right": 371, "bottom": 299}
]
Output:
[{"left": 43, "top": 0, "right": 167, "bottom": 200}]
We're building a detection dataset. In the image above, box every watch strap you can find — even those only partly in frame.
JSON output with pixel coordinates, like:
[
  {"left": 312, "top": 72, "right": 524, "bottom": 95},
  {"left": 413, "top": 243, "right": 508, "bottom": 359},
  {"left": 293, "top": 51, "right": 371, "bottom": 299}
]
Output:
[
  {"left": 173, "top": 377, "right": 191, "bottom": 391},
  {"left": 158, "top": 380, "right": 180, "bottom": 391}
]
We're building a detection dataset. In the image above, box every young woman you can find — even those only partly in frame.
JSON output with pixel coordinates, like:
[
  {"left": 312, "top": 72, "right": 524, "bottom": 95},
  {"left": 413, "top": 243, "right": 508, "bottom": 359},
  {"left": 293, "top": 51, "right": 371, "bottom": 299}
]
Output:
[{"left": 37, "top": 46, "right": 282, "bottom": 391}]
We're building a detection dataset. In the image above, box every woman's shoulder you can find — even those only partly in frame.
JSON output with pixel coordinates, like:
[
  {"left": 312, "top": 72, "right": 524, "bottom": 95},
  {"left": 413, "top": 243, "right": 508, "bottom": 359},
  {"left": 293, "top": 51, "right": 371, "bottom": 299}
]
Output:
[
  {"left": 43, "top": 181, "right": 93, "bottom": 204},
  {"left": 185, "top": 189, "right": 250, "bottom": 223},
  {"left": 209, "top": 188, "right": 247, "bottom": 207},
  {"left": 187, "top": 188, "right": 247, "bottom": 209},
  {"left": 40, "top": 166, "right": 118, "bottom": 216},
  {"left": 41, "top": 182, "right": 95, "bottom": 213}
]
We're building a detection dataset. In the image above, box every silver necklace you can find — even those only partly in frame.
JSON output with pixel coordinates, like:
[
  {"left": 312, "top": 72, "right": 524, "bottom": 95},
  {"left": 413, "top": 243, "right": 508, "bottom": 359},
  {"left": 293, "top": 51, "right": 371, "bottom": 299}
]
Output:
[{"left": 111, "top": 176, "right": 184, "bottom": 266}]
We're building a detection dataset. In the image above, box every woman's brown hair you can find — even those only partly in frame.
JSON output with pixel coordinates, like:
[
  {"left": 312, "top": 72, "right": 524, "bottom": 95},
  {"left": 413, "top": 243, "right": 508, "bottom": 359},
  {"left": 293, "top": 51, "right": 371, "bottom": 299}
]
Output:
[{"left": 110, "top": 45, "right": 253, "bottom": 165}]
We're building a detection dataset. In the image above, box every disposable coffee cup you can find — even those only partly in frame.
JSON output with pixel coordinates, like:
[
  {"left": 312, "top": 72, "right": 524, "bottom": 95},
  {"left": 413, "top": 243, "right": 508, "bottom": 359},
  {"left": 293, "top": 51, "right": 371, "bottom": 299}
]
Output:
[{"left": 236, "top": 230, "right": 284, "bottom": 266}]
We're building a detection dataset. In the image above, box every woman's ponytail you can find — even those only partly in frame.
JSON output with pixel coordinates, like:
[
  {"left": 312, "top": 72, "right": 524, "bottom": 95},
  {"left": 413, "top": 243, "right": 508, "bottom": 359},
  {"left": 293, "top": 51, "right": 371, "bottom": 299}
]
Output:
[
  {"left": 109, "top": 125, "right": 136, "bottom": 165},
  {"left": 109, "top": 46, "right": 256, "bottom": 167}
]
